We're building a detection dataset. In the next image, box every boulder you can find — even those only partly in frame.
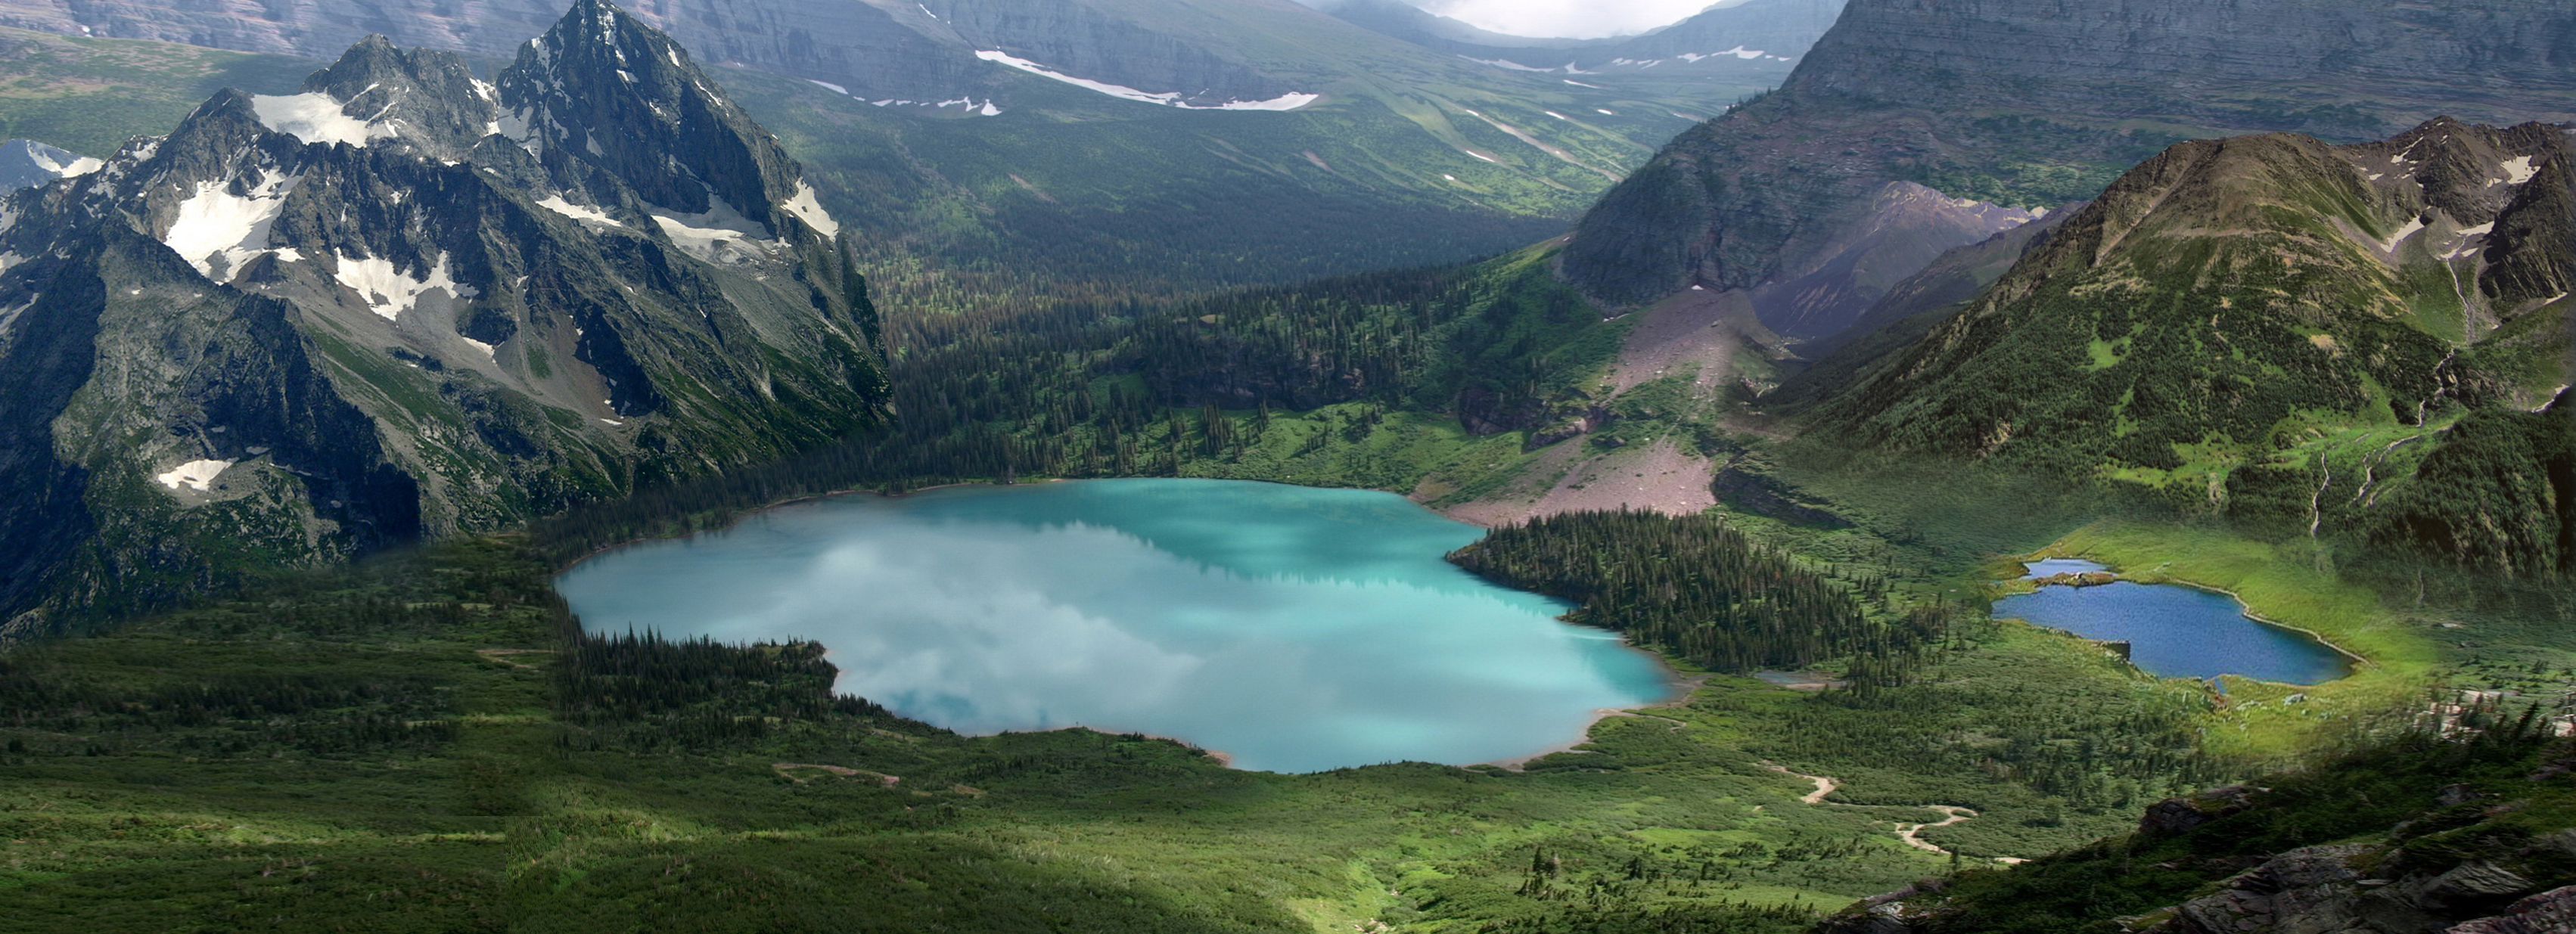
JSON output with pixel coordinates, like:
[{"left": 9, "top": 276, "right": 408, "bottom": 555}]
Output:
[{"left": 2139, "top": 784, "right": 2265, "bottom": 839}]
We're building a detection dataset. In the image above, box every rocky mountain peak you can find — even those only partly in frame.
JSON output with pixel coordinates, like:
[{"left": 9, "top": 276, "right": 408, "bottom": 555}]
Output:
[
  {"left": 294, "top": 34, "right": 499, "bottom": 162},
  {"left": 1558, "top": 0, "right": 2576, "bottom": 326},
  {"left": 0, "top": 0, "right": 887, "bottom": 625},
  {"left": 496, "top": 0, "right": 830, "bottom": 244}
]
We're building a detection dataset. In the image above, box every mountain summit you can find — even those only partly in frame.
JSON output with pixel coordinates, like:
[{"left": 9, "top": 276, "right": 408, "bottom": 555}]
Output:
[
  {"left": 1790, "top": 119, "right": 2574, "bottom": 574},
  {"left": 0, "top": 0, "right": 887, "bottom": 628},
  {"left": 1558, "top": 0, "right": 2576, "bottom": 319}
]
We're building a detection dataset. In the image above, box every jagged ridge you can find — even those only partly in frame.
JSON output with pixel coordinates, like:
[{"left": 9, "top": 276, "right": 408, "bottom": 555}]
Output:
[{"left": 0, "top": 0, "right": 887, "bottom": 628}]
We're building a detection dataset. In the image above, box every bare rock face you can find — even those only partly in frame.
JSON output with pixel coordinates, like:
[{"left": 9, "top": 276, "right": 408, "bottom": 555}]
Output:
[
  {"left": 2447, "top": 886, "right": 2576, "bottom": 934},
  {"left": 2149, "top": 844, "right": 2379, "bottom": 934},
  {"left": 1558, "top": 0, "right": 2576, "bottom": 318},
  {"left": 0, "top": 0, "right": 886, "bottom": 624},
  {"left": 1745, "top": 181, "right": 2039, "bottom": 340},
  {"left": 2139, "top": 784, "right": 2267, "bottom": 839},
  {"left": 1791, "top": 0, "right": 2576, "bottom": 135}
]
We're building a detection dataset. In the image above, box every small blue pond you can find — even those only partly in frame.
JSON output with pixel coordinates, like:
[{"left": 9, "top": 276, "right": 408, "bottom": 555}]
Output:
[
  {"left": 1990, "top": 560, "right": 2351, "bottom": 684},
  {"left": 554, "top": 479, "right": 1673, "bottom": 773}
]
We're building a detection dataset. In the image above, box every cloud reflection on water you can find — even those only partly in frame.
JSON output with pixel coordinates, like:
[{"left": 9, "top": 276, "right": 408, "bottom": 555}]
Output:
[{"left": 556, "top": 479, "right": 1671, "bottom": 772}]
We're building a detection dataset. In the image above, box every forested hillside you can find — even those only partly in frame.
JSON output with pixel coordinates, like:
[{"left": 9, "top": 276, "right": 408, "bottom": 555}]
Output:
[{"left": 1784, "top": 119, "right": 2575, "bottom": 577}]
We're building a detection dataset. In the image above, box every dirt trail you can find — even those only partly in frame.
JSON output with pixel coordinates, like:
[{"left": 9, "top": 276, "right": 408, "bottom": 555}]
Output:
[
  {"left": 1761, "top": 762, "right": 1838, "bottom": 805},
  {"left": 1763, "top": 764, "right": 2025, "bottom": 862},
  {"left": 772, "top": 762, "right": 900, "bottom": 787},
  {"left": 1893, "top": 805, "right": 1977, "bottom": 854}
]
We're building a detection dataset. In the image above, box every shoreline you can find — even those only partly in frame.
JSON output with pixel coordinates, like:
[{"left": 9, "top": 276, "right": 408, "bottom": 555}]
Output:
[
  {"left": 2015, "top": 553, "right": 2374, "bottom": 675},
  {"left": 1478, "top": 671, "right": 1711, "bottom": 772},
  {"left": 560, "top": 474, "right": 1699, "bottom": 775}
]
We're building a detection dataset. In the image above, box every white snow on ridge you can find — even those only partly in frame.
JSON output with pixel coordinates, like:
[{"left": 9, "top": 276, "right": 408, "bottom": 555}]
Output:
[
  {"left": 332, "top": 251, "right": 474, "bottom": 321},
  {"left": 155, "top": 459, "right": 233, "bottom": 492},
  {"left": 163, "top": 169, "right": 300, "bottom": 281},
  {"left": 781, "top": 181, "right": 840, "bottom": 237},
  {"left": 807, "top": 79, "right": 850, "bottom": 95},
  {"left": 536, "top": 195, "right": 623, "bottom": 228},
  {"left": 252, "top": 93, "right": 396, "bottom": 147},
  {"left": 26, "top": 145, "right": 101, "bottom": 178},
  {"left": 2500, "top": 156, "right": 2539, "bottom": 185},
  {"left": 650, "top": 194, "right": 772, "bottom": 262},
  {"left": 974, "top": 51, "right": 1316, "bottom": 111},
  {"left": 2377, "top": 216, "right": 2426, "bottom": 253}
]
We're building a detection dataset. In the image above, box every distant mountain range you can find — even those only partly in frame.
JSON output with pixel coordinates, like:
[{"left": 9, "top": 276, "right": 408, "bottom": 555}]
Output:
[
  {"left": 1558, "top": 0, "right": 2576, "bottom": 330},
  {"left": 0, "top": 0, "right": 887, "bottom": 628},
  {"left": 0, "top": 0, "right": 1850, "bottom": 296}
]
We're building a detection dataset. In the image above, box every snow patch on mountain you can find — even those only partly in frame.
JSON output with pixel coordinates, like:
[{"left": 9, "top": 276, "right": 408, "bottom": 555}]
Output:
[
  {"left": 163, "top": 170, "right": 300, "bottom": 280},
  {"left": 780, "top": 182, "right": 839, "bottom": 237},
  {"left": 155, "top": 459, "right": 233, "bottom": 492},
  {"left": 21, "top": 144, "right": 98, "bottom": 178},
  {"left": 536, "top": 195, "right": 622, "bottom": 228},
  {"left": 649, "top": 195, "right": 772, "bottom": 262},
  {"left": 253, "top": 93, "right": 396, "bottom": 147},
  {"left": 332, "top": 252, "right": 474, "bottom": 321},
  {"left": 974, "top": 51, "right": 1316, "bottom": 111}
]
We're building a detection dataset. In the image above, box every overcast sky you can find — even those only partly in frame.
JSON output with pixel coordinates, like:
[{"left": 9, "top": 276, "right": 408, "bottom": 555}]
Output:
[{"left": 1412, "top": 0, "right": 1732, "bottom": 39}]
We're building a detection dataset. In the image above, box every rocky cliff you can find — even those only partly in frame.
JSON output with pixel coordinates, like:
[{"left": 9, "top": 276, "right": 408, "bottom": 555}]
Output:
[
  {"left": 1559, "top": 0, "right": 2576, "bottom": 317},
  {"left": 0, "top": 0, "right": 887, "bottom": 628}
]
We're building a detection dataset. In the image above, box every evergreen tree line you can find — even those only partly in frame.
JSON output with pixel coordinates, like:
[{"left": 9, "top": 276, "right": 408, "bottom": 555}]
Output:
[
  {"left": 527, "top": 260, "right": 1607, "bottom": 562},
  {"left": 1446, "top": 510, "right": 1944, "bottom": 678},
  {"left": 0, "top": 636, "right": 458, "bottom": 759},
  {"left": 550, "top": 612, "right": 921, "bottom": 754}
]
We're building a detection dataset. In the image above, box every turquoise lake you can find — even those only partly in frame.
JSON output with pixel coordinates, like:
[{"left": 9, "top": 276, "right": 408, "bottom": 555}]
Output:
[
  {"left": 554, "top": 479, "right": 1673, "bottom": 772},
  {"left": 1990, "top": 560, "right": 2351, "bottom": 684}
]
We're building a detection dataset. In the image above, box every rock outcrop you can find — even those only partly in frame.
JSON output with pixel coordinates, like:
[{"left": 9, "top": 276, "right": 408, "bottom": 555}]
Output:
[
  {"left": 0, "top": 0, "right": 887, "bottom": 624},
  {"left": 1820, "top": 735, "right": 2576, "bottom": 934}
]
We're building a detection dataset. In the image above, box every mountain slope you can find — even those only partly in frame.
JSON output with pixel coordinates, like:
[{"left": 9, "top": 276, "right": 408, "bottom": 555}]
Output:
[
  {"left": 1788, "top": 119, "right": 2575, "bottom": 573},
  {"left": 0, "top": 0, "right": 887, "bottom": 629},
  {"left": 0, "top": 0, "right": 1795, "bottom": 297},
  {"left": 1559, "top": 0, "right": 2576, "bottom": 319}
]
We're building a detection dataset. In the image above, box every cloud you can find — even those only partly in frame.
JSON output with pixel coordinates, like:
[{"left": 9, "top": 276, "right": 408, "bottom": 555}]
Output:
[{"left": 1412, "top": 0, "right": 1732, "bottom": 39}]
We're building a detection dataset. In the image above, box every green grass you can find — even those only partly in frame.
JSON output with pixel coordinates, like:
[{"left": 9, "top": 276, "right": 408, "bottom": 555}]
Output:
[
  {"left": 2024, "top": 522, "right": 2437, "bottom": 763},
  {"left": 0, "top": 524, "right": 2261, "bottom": 931}
]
